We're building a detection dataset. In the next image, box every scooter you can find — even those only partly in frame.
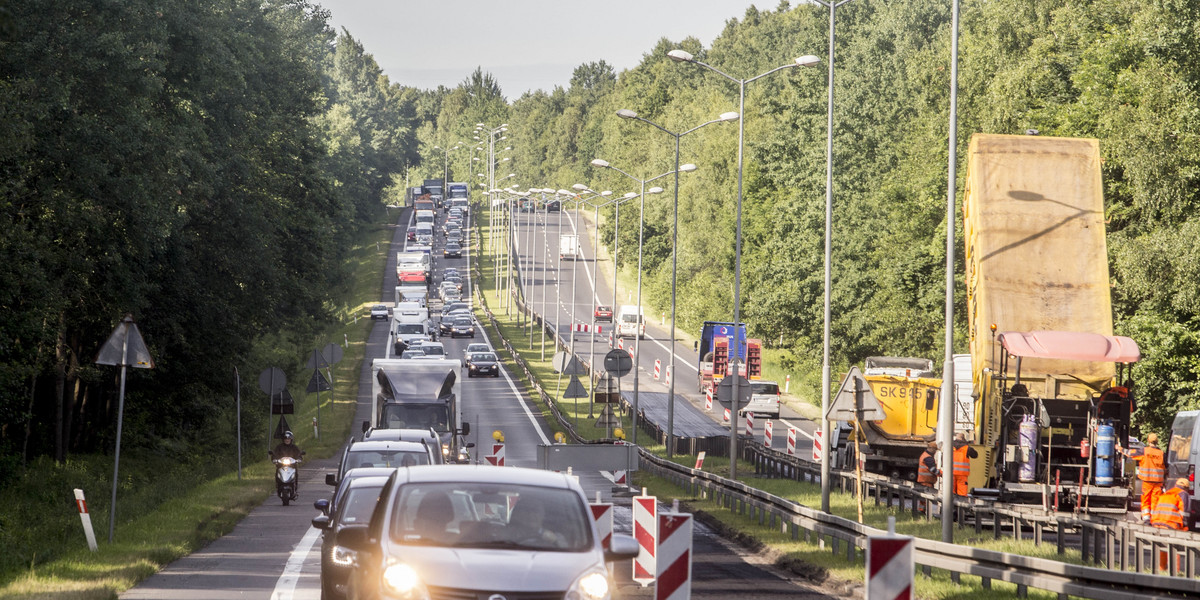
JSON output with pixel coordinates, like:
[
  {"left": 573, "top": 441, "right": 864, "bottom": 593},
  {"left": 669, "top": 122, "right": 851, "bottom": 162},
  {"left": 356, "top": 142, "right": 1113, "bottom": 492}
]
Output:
[{"left": 270, "top": 451, "right": 304, "bottom": 506}]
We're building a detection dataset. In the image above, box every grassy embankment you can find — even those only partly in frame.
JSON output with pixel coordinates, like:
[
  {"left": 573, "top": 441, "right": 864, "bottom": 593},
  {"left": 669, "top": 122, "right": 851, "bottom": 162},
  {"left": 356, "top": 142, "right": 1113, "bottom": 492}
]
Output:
[
  {"left": 0, "top": 221, "right": 396, "bottom": 600},
  {"left": 472, "top": 216, "right": 1088, "bottom": 600}
]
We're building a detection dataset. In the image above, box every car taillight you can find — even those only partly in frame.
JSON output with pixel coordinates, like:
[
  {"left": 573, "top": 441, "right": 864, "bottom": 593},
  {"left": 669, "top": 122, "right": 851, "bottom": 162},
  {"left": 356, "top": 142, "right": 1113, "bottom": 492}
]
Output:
[{"left": 1189, "top": 465, "right": 1195, "bottom": 483}]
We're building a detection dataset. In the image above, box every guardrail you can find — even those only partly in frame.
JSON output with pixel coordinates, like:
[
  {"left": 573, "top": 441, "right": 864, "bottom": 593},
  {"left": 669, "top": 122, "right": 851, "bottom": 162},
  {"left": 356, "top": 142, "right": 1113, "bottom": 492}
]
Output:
[{"left": 470, "top": 213, "right": 1200, "bottom": 593}]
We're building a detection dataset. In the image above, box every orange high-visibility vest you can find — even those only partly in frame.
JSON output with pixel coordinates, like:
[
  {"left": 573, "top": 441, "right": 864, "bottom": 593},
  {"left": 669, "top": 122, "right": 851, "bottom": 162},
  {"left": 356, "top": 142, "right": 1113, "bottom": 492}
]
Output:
[
  {"left": 917, "top": 451, "right": 938, "bottom": 485},
  {"left": 1151, "top": 487, "right": 1186, "bottom": 530},
  {"left": 952, "top": 445, "right": 970, "bottom": 478},
  {"left": 1136, "top": 447, "right": 1166, "bottom": 484}
]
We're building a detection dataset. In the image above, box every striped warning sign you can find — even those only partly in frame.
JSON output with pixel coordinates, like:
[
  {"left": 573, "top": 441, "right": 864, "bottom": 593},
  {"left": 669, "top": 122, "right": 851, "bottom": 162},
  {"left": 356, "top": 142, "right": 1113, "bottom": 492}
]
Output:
[
  {"left": 485, "top": 443, "right": 505, "bottom": 466},
  {"left": 589, "top": 502, "right": 614, "bottom": 550},
  {"left": 704, "top": 390, "right": 712, "bottom": 411},
  {"left": 787, "top": 427, "right": 797, "bottom": 455},
  {"left": 813, "top": 428, "right": 823, "bottom": 462},
  {"left": 633, "top": 494, "right": 658, "bottom": 586},
  {"left": 655, "top": 511, "right": 693, "bottom": 600},
  {"left": 763, "top": 419, "right": 773, "bottom": 448},
  {"left": 617, "top": 337, "right": 624, "bottom": 351},
  {"left": 665, "top": 365, "right": 672, "bottom": 385},
  {"left": 744, "top": 412, "right": 755, "bottom": 437},
  {"left": 653, "top": 359, "right": 661, "bottom": 380},
  {"left": 867, "top": 534, "right": 913, "bottom": 600}
]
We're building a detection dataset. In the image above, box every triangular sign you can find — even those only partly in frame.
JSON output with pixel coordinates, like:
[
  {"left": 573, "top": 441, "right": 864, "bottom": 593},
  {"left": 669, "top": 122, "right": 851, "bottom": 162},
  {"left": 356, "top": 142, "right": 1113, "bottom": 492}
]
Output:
[
  {"left": 563, "top": 375, "right": 588, "bottom": 399},
  {"left": 826, "top": 365, "right": 886, "bottom": 422},
  {"left": 273, "top": 415, "right": 292, "bottom": 440},
  {"left": 272, "top": 388, "right": 295, "bottom": 415},
  {"left": 306, "top": 369, "right": 331, "bottom": 393},
  {"left": 95, "top": 315, "right": 155, "bottom": 369},
  {"left": 563, "top": 356, "right": 587, "bottom": 376},
  {"left": 306, "top": 349, "right": 328, "bottom": 370}
]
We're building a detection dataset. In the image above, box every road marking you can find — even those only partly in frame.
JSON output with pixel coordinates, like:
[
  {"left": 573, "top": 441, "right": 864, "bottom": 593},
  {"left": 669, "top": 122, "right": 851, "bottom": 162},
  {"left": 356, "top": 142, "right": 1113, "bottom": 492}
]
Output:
[
  {"left": 476, "top": 290, "right": 552, "bottom": 447},
  {"left": 780, "top": 418, "right": 816, "bottom": 440},
  {"left": 270, "top": 525, "right": 321, "bottom": 600}
]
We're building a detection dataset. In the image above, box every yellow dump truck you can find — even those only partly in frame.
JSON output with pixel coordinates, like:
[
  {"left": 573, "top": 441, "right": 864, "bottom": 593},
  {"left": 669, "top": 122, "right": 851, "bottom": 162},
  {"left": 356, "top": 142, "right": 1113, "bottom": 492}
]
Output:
[{"left": 962, "top": 134, "right": 1140, "bottom": 510}]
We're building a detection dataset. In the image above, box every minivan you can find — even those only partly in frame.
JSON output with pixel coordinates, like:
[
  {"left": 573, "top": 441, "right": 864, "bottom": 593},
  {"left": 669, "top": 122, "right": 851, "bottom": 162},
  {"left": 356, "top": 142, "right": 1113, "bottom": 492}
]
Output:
[
  {"left": 415, "top": 223, "right": 433, "bottom": 245},
  {"left": 1168, "top": 410, "right": 1200, "bottom": 529},
  {"left": 616, "top": 305, "right": 645, "bottom": 339}
]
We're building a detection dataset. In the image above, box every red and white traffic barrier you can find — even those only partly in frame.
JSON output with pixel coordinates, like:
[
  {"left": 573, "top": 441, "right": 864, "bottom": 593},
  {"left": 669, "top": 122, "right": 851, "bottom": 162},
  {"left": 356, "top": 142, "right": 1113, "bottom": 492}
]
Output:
[
  {"left": 665, "top": 366, "right": 672, "bottom": 386},
  {"left": 655, "top": 510, "right": 693, "bottom": 600},
  {"left": 787, "top": 427, "right": 797, "bottom": 455},
  {"left": 744, "top": 412, "right": 755, "bottom": 437},
  {"left": 694, "top": 451, "right": 706, "bottom": 469},
  {"left": 653, "top": 359, "right": 661, "bottom": 380},
  {"left": 704, "top": 390, "right": 712, "bottom": 411},
  {"left": 763, "top": 419, "right": 773, "bottom": 448},
  {"left": 867, "top": 520, "right": 913, "bottom": 600},
  {"left": 574, "top": 323, "right": 590, "bottom": 332},
  {"left": 590, "top": 500, "right": 614, "bottom": 550},
  {"left": 485, "top": 442, "right": 505, "bottom": 466},
  {"left": 813, "top": 428, "right": 823, "bottom": 462},
  {"left": 784, "top": 374, "right": 791, "bottom": 393},
  {"left": 722, "top": 407, "right": 730, "bottom": 422},
  {"left": 601, "top": 470, "right": 628, "bottom": 485},
  {"left": 617, "top": 337, "right": 624, "bottom": 350},
  {"left": 74, "top": 488, "right": 98, "bottom": 551},
  {"left": 608, "top": 333, "right": 614, "bottom": 348},
  {"left": 633, "top": 493, "right": 658, "bottom": 587}
]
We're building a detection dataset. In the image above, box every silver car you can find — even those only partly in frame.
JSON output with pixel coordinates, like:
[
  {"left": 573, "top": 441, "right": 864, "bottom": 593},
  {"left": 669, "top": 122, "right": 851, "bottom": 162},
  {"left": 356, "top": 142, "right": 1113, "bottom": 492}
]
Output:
[{"left": 340, "top": 466, "right": 638, "bottom": 600}]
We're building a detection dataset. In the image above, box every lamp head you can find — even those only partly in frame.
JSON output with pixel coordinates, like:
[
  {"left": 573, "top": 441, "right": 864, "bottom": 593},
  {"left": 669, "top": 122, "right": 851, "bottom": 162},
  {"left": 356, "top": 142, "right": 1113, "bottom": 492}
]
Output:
[
  {"left": 648, "top": 187, "right": 664, "bottom": 194},
  {"left": 795, "top": 55, "right": 821, "bottom": 68},
  {"left": 679, "top": 163, "right": 698, "bottom": 173},
  {"left": 667, "top": 49, "right": 694, "bottom": 63},
  {"left": 616, "top": 109, "right": 637, "bottom": 119},
  {"left": 623, "top": 192, "right": 638, "bottom": 199},
  {"left": 600, "top": 191, "right": 613, "bottom": 197},
  {"left": 572, "top": 183, "right": 588, "bottom": 191},
  {"left": 590, "top": 159, "right": 610, "bottom": 168},
  {"left": 557, "top": 189, "right": 571, "bottom": 195},
  {"left": 720, "top": 112, "right": 740, "bottom": 122}
]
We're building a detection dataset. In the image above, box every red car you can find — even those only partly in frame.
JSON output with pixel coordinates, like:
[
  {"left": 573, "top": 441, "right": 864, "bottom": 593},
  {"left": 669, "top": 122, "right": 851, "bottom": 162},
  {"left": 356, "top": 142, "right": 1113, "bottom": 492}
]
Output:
[
  {"left": 406, "top": 227, "right": 417, "bottom": 241},
  {"left": 594, "top": 305, "right": 613, "bottom": 322}
]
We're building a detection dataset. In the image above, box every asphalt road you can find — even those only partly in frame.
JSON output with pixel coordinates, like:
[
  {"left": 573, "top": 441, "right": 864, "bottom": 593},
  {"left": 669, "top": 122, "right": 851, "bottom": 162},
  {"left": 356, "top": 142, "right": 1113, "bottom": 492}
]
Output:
[{"left": 120, "top": 203, "right": 835, "bottom": 600}]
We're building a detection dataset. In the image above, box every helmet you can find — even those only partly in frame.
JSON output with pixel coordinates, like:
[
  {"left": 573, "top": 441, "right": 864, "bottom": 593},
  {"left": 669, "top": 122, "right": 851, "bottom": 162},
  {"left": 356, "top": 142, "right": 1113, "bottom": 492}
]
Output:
[
  {"left": 283, "top": 431, "right": 294, "bottom": 441},
  {"left": 1177, "top": 478, "right": 1191, "bottom": 489}
]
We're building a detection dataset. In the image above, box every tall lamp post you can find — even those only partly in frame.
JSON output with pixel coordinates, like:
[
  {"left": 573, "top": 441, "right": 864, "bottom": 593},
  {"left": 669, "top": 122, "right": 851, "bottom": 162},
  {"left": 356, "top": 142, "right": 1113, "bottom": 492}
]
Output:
[
  {"left": 668, "top": 49, "right": 820, "bottom": 479},
  {"left": 589, "top": 159, "right": 695, "bottom": 447},
  {"left": 615, "top": 109, "right": 738, "bottom": 457},
  {"left": 569, "top": 186, "right": 613, "bottom": 417}
]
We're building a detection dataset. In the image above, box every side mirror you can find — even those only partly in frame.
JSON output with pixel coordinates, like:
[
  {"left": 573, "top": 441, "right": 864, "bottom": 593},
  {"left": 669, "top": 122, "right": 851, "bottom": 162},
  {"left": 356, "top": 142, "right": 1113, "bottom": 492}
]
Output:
[
  {"left": 466, "top": 442, "right": 476, "bottom": 448},
  {"left": 311, "top": 514, "right": 331, "bottom": 530},
  {"left": 605, "top": 533, "right": 641, "bottom": 562},
  {"left": 301, "top": 450, "right": 307, "bottom": 456},
  {"left": 461, "top": 422, "right": 471, "bottom": 436},
  {"left": 337, "top": 524, "right": 373, "bottom": 552},
  {"left": 326, "top": 473, "right": 338, "bottom": 487},
  {"left": 314, "top": 498, "right": 330, "bottom": 514}
]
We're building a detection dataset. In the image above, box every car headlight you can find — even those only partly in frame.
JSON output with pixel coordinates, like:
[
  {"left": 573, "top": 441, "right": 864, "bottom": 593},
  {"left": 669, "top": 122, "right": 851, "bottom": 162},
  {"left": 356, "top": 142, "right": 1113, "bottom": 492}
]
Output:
[
  {"left": 441, "top": 444, "right": 450, "bottom": 456},
  {"left": 331, "top": 545, "right": 356, "bottom": 566},
  {"left": 567, "top": 569, "right": 610, "bottom": 600},
  {"left": 382, "top": 563, "right": 430, "bottom": 600}
]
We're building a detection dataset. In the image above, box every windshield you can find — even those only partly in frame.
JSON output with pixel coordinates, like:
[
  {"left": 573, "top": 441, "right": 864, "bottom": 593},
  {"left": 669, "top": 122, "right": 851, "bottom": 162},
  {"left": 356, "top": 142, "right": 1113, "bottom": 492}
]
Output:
[
  {"left": 338, "top": 485, "right": 385, "bottom": 525},
  {"left": 621, "top": 313, "right": 642, "bottom": 323},
  {"left": 344, "top": 450, "right": 429, "bottom": 470},
  {"left": 390, "top": 483, "right": 591, "bottom": 552},
  {"left": 396, "top": 324, "right": 425, "bottom": 334},
  {"left": 751, "top": 382, "right": 779, "bottom": 395},
  {"left": 422, "top": 346, "right": 445, "bottom": 356},
  {"left": 471, "top": 353, "right": 496, "bottom": 362},
  {"left": 381, "top": 405, "right": 449, "bottom": 432}
]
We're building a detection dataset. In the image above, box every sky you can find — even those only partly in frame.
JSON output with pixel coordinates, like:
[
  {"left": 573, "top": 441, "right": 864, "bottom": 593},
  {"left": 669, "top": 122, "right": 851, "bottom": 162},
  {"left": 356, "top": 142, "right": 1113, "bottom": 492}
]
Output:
[{"left": 316, "top": 0, "right": 767, "bottom": 97}]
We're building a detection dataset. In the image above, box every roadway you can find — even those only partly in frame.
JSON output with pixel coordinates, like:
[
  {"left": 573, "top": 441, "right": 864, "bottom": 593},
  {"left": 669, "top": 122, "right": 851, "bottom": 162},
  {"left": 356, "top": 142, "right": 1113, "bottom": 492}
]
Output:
[
  {"left": 121, "top": 202, "right": 834, "bottom": 599},
  {"left": 506, "top": 204, "right": 821, "bottom": 460}
]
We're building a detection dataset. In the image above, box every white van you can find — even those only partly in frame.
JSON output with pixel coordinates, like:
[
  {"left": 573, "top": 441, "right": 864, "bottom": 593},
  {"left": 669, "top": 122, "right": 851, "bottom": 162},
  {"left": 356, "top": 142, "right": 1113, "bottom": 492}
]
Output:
[
  {"left": 415, "top": 223, "right": 434, "bottom": 245},
  {"left": 616, "top": 305, "right": 645, "bottom": 339},
  {"left": 415, "top": 209, "right": 435, "bottom": 225}
]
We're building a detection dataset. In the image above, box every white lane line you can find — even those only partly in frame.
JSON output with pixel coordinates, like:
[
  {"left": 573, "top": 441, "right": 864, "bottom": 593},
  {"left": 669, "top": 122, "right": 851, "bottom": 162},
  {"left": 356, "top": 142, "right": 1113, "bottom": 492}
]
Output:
[
  {"left": 780, "top": 419, "right": 816, "bottom": 440},
  {"left": 270, "top": 526, "right": 321, "bottom": 600}
]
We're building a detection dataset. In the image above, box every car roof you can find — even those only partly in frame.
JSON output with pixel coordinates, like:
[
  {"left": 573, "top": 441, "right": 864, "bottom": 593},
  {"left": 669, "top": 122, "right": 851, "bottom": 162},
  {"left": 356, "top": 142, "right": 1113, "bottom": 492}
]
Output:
[
  {"left": 363, "top": 428, "right": 438, "bottom": 442},
  {"left": 343, "top": 475, "right": 392, "bottom": 490},
  {"left": 339, "top": 466, "right": 398, "bottom": 481},
  {"left": 396, "top": 465, "right": 579, "bottom": 489},
  {"left": 347, "top": 440, "right": 431, "bottom": 452}
]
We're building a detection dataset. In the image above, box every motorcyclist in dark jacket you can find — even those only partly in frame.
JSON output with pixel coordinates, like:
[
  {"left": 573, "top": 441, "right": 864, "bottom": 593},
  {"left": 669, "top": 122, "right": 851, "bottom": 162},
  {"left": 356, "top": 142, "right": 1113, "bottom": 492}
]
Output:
[{"left": 271, "top": 431, "right": 303, "bottom": 460}]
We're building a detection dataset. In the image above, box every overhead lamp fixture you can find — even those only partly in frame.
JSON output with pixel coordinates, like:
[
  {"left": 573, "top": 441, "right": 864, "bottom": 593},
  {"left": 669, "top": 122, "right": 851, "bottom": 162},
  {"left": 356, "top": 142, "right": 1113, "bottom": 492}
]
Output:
[{"left": 667, "top": 49, "right": 694, "bottom": 63}]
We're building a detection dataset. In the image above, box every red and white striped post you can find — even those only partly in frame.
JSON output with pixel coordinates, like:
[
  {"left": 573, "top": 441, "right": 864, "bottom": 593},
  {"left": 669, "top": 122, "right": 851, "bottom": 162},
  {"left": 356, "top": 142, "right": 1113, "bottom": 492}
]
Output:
[
  {"left": 74, "top": 489, "right": 98, "bottom": 551},
  {"left": 722, "top": 407, "right": 730, "bottom": 422},
  {"left": 784, "top": 374, "right": 791, "bottom": 393},
  {"left": 653, "top": 359, "right": 661, "bottom": 380},
  {"left": 694, "top": 451, "right": 706, "bottom": 469},
  {"left": 812, "top": 428, "right": 823, "bottom": 463},
  {"left": 485, "top": 443, "right": 505, "bottom": 466},
  {"left": 655, "top": 510, "right": 693, "bottom": 600},
  {"left": 763, "top": 419, "right": 773, "bottom": 449},
  {"left": 665, "top": 366, "right": 672, "bottom": 386},
  {"left": 867, "top": 518, "right": 913, "bottom": 600},
  {"left": 590, "top": 496, "right": 614, "bottom": 550},
  {"left": 787, "top": 427, "right": 797, "bottom": 455},
  {"left": 704, "top": 390, "right": 712, "bottom": 411},
  {"left": 617, "top": 337, "right": 624, "bottom": 351},
  {"left": 633, "top": 492, "right": 658, "bottom": 587},
  {"left": 744, "top": 412, "right": 755, "bottom": 437}
]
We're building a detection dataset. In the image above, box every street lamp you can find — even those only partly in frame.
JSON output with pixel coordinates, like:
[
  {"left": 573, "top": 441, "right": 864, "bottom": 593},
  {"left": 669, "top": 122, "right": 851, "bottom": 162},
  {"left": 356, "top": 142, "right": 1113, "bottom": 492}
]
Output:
[
  {"left": 589, "top": 159, "right": 694, "bottom": 446},
  {"left": 615, "top": 109, "right": 738, "bottom": 457},
  {"left": 568, "top": 186, "right": 613, "bottom": 417},
  {"left": 668, "top": 48, "right": 819, "bottom": 480}
]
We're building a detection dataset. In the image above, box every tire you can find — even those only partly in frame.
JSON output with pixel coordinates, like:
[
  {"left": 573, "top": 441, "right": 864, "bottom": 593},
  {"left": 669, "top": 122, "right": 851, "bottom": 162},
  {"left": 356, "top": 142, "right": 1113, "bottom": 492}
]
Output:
[{"left": 282, "top": 496, "right": 290, "bottom": 507}]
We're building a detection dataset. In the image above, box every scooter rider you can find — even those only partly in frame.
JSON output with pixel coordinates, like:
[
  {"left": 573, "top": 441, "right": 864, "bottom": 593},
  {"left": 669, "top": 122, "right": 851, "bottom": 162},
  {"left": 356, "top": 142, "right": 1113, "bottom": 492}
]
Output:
[{"left": 272, "top": 431, "right": 303, "bottom": 460}]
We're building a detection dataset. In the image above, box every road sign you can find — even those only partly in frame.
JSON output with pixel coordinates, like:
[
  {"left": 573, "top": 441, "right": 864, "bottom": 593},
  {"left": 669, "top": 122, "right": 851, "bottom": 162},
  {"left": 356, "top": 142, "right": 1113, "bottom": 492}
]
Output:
[
  {"left": 655, "top": 511, "right": 693, "bottom": 600},
  {"left": 715, "top": 374, "right": 752, "bottom": 407},
  {"left": 306, "top": 369, "right": 331, "bottom": 394},
  {"left": 867, "top": 532, "right": 914, "bottom": 600},
  {"left": 633, "top": 494, "right": 658, "bottom": 587},
  {"left": 564, "top": 375, "right": 589, "bottom": 399},
  {"left": 827, "top": 365, "right": 886, "bottom": 422},
  {"left": 553, "top": 352, "right": 570, "bottom": 372},
  {"left": 604, "top": 349, "right": 633, "bottom": 377},
  {"left": 322, "top": 342, "right": 344, "bottom": 366},
  {"left": 305, "top": 349, "right": 327, "bottom": 370},
  {"left": 272, "top": 387, "right": 295, "bottom": 415},
  {"left": 594, "top": 373, "right": 620, "bottom": 404},
  {"left": 258, "top": 367, "right": 286, "bottom": 396}
]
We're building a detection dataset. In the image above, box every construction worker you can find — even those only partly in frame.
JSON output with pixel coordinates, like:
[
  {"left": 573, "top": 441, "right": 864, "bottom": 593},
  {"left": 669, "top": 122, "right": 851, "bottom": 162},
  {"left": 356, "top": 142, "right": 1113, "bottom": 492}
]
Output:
[
  {"left": 952, "top": 433, "right": 978, "bottom": 497},
  {"left": 1151, "top": 478, "right": 1189, "bottom": 531},
  {"left": 1118, "top": 433, "right": 1165, "bottom": 523},
  {"left": 916, "top": 441, "right": 939, "bottom": 514}
]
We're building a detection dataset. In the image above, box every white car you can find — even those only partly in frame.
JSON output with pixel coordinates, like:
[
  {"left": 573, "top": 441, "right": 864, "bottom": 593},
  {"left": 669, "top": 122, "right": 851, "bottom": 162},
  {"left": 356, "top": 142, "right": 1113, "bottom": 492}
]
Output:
[
  {"left": 370, "top": 304, "right": 390, "bottom": 320},
  {"left": 338, "top": 466, "right": 639, "bottom": 600}
]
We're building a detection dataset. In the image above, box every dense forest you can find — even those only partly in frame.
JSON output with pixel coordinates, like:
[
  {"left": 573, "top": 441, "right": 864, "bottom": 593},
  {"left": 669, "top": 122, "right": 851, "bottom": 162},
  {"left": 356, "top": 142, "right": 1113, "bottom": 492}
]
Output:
[
  {"left": 1, "top": 0, "right": 1198, "bottom": 572},
  {"left": 413, "top": 0, "right": 1200, "bottom": 437}
]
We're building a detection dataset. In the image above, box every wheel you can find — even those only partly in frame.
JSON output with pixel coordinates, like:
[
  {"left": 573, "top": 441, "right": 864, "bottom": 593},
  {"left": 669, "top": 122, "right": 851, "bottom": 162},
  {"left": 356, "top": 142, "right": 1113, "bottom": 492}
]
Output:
[{"left": 282, "top": 496, "right": 290, "bottom": 506}]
